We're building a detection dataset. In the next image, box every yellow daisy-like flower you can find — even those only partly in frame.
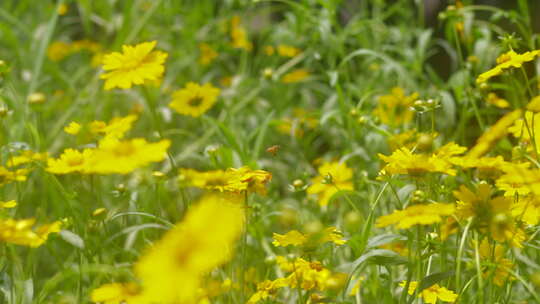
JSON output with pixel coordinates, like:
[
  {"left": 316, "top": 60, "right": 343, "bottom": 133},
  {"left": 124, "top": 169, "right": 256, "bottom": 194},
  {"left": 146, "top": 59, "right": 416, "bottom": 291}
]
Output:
[
  {"left": 91, "top": 282, "right": 142, "bottom": 304},
  {"left": 134, "top": 196, "right": 244, "bottom": 303},
  {"left": 88, "top": 137, "right": 170, "bottom": 175},
  {"left": 272, "top": 226, "right": 346, "bottom": 248},
  {"left": 90, "top": 114, "right": 138, "bottom": 140},
  {"left": 46, "top": 148, "right": 94, "bottom": 174},
  {"left": 179, "top": 166, "right": 271, "bottom": 195},
  {"left": 376, "top": 203, "right": 455, "bottom": 229},
  {"left": 230, "top": 16, "right": 252, "bottom": 51},
  {"left": 476, "top": 49, "right": 540, "bottom": 84},
  {"left": 454, "top": 183, "right": 525, "bottom": 247},
  {"left": 495, "top": 164, "right": 539, "bottom": 197},
  {"left": 64, "top": 121, "right": 81, "bottom": 135},
  {"left": 467, "top": 109, "right": 522, "bottom": 158},
  {"left": 512, "top": 194, "right": 540, "bottom": 225},
  {"left": 198, "top": 43, "right": 218, "bottom": 65},
  {"left": 277, "top": 45, "right": 301, "bottom": 57},
  {"left": 275, "top": 257, "right": 336, "bottom": 291},
  {"left": 281, "top": 68, "right": 310, "bottom": 83},
  {"left": 526, "top": 95, "right": 540, "bottom": 112},
  {"left": 307, "top": 161, "right": 354, "bottom": 206},
  {"left": 478, "top": 238, "right": 515, "bottom": 286},
  {"left": 0, "top": 200, "right": 17, "bottom": 209},
  {"left": 100, "top": 41, "right": 168, "bottom": 90},
  {"left": 169, "top": 82, "right": 220, "bottom": 117},
  {"left": 378, "top": 142, "right": 466, "bottom": 177},
  {"left": 379, "top": 241, "right": 409, "bottom": 256},
  {"left": 373, "top": 87, "right": 419, "bottom": 127},
  {"left": 486, "top": 93, "right": 510, "bottom": 108},
  {"left": 247, "top": 279, "right": 288, "bottom": 304},
  {"left": 47, "top": 41, "right": 71, "bottom": 61},
  {"left": 6, "top": 150, "right": 48, "bottom": 167},
  {"left": 0, "top": 166, "right": 28, "bottom": 186},
  {"left": 0, "top": 218, "right": 61, "bottom": 247},
  {"left": 400, "top": 281, "right": 458, "bottom": 303}
]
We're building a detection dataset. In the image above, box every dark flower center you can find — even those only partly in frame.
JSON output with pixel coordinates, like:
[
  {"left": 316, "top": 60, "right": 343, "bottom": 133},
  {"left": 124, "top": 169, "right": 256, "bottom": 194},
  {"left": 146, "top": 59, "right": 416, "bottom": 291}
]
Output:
[{"left": 188, "top": 96, "right": 204, "bottom": 107}]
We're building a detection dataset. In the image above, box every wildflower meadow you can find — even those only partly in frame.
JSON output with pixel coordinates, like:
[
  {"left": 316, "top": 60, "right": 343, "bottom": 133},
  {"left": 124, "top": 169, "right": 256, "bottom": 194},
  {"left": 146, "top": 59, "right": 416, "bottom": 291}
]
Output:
[{"left": 1, "top": 0, "right": 540, "bottom": 303}]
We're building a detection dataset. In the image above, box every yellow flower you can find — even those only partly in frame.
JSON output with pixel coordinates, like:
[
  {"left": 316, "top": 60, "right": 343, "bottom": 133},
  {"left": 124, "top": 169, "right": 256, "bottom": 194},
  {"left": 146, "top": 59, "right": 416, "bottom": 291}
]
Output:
[
  {"left": 511, "top": 195, "right": 540, "bottom": 225},
  {"left": 46, "top": 148, "right": 94, "bottom": 174},
  {"left": 486, "top": 93, "right": 510, "bottom": 108},
  {"left": 6, "top": 150, "right": 48, "bottom": 167},
  {"left": 198, "top": 43, "right": 218, "bottom": 65},
  {"left": 307, "top": 161, "right": 354, "bottom": 206},
  {"left": 349, "top": 275, "right": 365, "bottom": 296},
  {"left": 272, "top": 230, "right": 306, "bottom": 246},
  {"left": 90, "top": 282, "right": 142, "bottom": 304},
  {"left": 277, "top": 45, "right": 301, "bottom": 57},
  {"left": 247, "top": 279, "right": 288, "bottom": 304},
  {"left": 376, "top": 203, "right": 455, "bottom": 229},
  {"left": 0, "top": 200, "right": 17, "bottom": 208},
  {"left": 466, "top": 109, "right": 522, "bottom": 158},
  {"left": 495, "top": 164, "right": 539, "bottom": 197},
  {"left": 180, "top": 168, "right": 234, "bottom": 192},
  {"left": 373, "top": 87, "right": 418, "bottom": 127},
  {"left": 57, "top": 4, "right": 69, "bottom": 16},
  {"left": 263, "top": 45, "right": 275, "bottom": 56},
  {"left": 476, "top": 49, "right": 540, "bottom": 84},
  {"left": 180, "top": 166, "right": 271, "bottom": 194},
  {"left": 230, "top": 16, "right": 252, "bottom": 51},
  {"left": 47, "top": 40, "right": 101, "bottom": 61},
  {"left": 64, "top": 121, "right": 81, "bottom": 135},
  {"left": 88, "top": 138, "right": 170, "bottom": 174},
  {"left": 272, "top": 226, "right": 346, "bottom": 248},
  {"left": 100, "top": 41, "right": 168, "bottom": 90},
  {"left": 275, "top": 257, "right": 338, "bottom": 291},
  {"left": 454, "top": 183, "right": 525, "bottom": 247},
  {"left": 400, "top": 281, "right": 458, "bottom": 303},
  {"left": 225, "top": 166, "right": 272, "bottom": 195},
  {"left": 169, "top": 82, "right": 220, "bottom": 117},
  {"left": 90, "top": 115, "right": 138, "bottom": 139},
  {"left": 281, "top": 68, "right": 310, "bottom": 83},
  {"left": 47, "top": 41, "right": 71, "bottom": 61},
  {"left": 134, "top": 196, "right": 245, "bottom": 303},
  {"left": 378, "top": 143, "right": 465, "bottom": 177},
  {"left": 0, "top": 166, "right": 28, "bottom": 186},
  {"left": 0, "top": 218, "right": 61, "bottom": 247},
  {"left": 478, "top": 238, "right": 515, "bottom": 286},
  {"left": 508, "top": 110, "right": 540, "bottom": 154},
  {"left": 526, "top": 95, "right": 540, "bottom": 112},
  {"left": 387, "top": 129, "right": 429, "bottom": 151},
  {"left": 440, "top": 217, "right": 459, "bottom": 241},
  {"left": 379, "top": 241, "right": 409, "bottom": 256}
]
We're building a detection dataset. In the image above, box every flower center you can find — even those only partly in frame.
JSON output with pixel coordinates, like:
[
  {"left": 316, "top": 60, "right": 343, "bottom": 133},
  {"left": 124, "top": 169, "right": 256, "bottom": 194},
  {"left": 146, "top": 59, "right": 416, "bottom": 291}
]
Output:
[
  {"left": 113, "top": 142, "right": 135, "bottom": 157},
  {"left": 188, "top": 96, "right": 204, "bottom": 107},
  {"left": 67, "top": 156, "right": 84, "bottom": 167}
]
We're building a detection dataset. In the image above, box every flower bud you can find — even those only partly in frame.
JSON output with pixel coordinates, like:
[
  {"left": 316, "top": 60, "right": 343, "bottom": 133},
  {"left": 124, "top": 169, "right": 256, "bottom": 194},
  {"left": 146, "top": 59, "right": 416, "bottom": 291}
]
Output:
[{"left": 28, "top": 92, "right": 46, "bottom": 105}]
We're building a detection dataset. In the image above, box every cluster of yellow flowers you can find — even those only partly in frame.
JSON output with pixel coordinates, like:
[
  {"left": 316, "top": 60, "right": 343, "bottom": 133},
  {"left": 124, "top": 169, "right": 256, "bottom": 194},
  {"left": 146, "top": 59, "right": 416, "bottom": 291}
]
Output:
[
  {"left": 0, "top": 217, "right": 61, "bottom": 247},
  {"left": 248, "top": 256, "right": 345, "bottom": 303},
  {"left": 180, "top": 166, "right": 272, "bottom": 195},
  {"left": 47, "top": 39, "right": 101, "bottom": 62},
  {"left": 48, "top": 114, "right": 170, "bottom": 175},
  {"left": 92, "top": 195, "right": 245, "bottom": 303}
]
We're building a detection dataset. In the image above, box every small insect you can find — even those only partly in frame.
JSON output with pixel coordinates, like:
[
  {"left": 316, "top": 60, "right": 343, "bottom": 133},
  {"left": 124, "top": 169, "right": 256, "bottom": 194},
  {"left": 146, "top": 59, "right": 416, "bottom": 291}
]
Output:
[{"left": 266, "top": 145, "right": 280, "bottom": 156}]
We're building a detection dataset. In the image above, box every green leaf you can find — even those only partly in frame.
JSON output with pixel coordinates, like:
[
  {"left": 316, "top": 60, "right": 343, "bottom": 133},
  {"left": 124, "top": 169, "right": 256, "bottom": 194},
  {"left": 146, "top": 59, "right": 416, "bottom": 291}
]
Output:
[
  {"left": 352, "top": 249, "right": 407, "bottom": 270},
  {"left": 418, "top": 271, "right": 455, "bottom": 292},
  {"left": 59, "top": 230, "right": 85, "bottom": 249}
]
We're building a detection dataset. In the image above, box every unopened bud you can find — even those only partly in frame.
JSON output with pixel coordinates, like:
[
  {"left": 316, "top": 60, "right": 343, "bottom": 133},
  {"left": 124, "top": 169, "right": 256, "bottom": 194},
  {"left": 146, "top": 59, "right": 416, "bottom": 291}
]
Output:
[{"left": 28, "top": 92, "right": 46, "bottom": 105}]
